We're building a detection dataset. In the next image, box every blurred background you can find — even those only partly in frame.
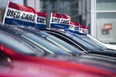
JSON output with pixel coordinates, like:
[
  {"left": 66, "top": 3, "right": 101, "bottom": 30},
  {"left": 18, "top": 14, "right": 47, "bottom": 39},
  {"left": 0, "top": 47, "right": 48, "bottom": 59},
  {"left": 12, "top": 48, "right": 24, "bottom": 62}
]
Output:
[{"left": 0, "top": 0, "right": 116, "bottom": 44}]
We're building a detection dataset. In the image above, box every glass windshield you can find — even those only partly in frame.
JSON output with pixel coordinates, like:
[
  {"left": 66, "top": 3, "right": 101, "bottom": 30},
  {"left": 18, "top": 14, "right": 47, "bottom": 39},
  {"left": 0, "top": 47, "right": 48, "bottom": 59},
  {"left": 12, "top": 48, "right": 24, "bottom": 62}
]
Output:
[
  {"left": 74, "top": 34, "right": 108, "bottom": 51},
  {"left": 87, "top": 34, "right": 108, "bottom": 49},
  {"left": 21, "top": 32, "right": 71, "bottom": 55},
  {"left": 65, "top": 32, "right": 101, "bottom": 51},
  {"left": 0, "top": 31, "right": 36, "bottom": 55},
  {"left": 66, "top": 32, "right": 108, "bottom": 51},
  {"left": 40, "top": 31, "right": 83, "bottom": 54}
]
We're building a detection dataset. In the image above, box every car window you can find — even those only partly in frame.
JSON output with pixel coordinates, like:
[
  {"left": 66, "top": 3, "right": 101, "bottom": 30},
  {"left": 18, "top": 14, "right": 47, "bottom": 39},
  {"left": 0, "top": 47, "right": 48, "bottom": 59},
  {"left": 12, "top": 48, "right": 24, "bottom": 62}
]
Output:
[
  {"left": 87, "top": 35, "right": 108, "bottom": 49},
  {"left": 42, "top": 32, "right": 79, "bottom": 52},
  {"left": 0, "top": 27, "right": 46, "bottom": 56},
  {"left": 46, "top": 31, "right": 85, "bottom": 51},
  {"left": 21, "top": 32, "right": 71, "bottom": 55},
  {"left": 0, "top": 31, "right": 37, "bottom": 55},
  {"left": 41, "top": 31, "right": 85, "bottom": 54},
  {"left": 44, "top": 30, "right": 87, "bottom": 51},
  {"left": 74, "top": 34, "right": 107, "bottom": 51},
  {"left": 65, "top": 32, "right": 100, "bottom": 51},
  {"left": 40, "top": 31, "right": 85, "bottom": 54}
]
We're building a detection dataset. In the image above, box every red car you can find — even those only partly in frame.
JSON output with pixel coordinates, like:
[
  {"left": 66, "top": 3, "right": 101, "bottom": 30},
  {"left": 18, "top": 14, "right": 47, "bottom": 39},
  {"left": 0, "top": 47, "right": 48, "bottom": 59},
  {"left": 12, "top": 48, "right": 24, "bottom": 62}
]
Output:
[
  {"left": 0, "top": 44, "right": 116, "bottom": 77},
  {"left": 1, "top": 59, "right": 112, "bottom": 77}
]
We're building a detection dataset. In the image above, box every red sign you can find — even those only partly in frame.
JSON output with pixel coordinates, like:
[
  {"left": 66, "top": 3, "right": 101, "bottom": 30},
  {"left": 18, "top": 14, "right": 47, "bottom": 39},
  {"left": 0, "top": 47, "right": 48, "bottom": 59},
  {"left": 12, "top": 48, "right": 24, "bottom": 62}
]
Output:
[{"left": 104, "top": 23, "right": 112, "bottom": 30}]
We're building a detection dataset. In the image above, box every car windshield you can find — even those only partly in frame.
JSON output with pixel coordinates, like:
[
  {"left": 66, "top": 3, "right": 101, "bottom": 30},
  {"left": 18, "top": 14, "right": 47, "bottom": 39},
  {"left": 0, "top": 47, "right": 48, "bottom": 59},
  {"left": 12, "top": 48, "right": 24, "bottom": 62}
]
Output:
[
  {"left": 87, "top": 34, "right": 108, "bottom": 49},
  {"left": 40, "top": 31, "right": 83, "bottom": 54},
  {"left": 21, "top": 32, "right": 71, "bottom": 55},
  {"left": 0, "top": 31, "right": 36, "bottom": 55},
  {"left": 74, "top": 34, "right": 108, "bottom": 51},
  {"left": 65, "top": 32, "right": 101, "bottom": 51}
]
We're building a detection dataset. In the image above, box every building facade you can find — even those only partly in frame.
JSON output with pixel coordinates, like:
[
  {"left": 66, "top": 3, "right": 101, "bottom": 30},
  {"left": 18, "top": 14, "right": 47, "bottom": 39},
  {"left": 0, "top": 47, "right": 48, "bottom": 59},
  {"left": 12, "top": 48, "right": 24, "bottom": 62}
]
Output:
[
  {"left": 25, "top": 0, "right": 80, "bottom": 22},
  {"left": 91, "top": 0, "right": 116, "bottom": 44}
]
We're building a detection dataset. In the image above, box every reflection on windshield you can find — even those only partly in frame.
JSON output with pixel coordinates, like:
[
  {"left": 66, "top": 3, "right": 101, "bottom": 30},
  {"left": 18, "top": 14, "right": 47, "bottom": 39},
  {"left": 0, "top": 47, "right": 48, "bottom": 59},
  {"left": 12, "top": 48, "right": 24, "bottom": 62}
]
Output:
[
  {"left": 40, "top": 31, "right": 83, "bottom": 54},
  {"left": 66, "top": 32, "right": 99, "bottom": 50},
  {"left": 66, "top": 32, "right": 107, "bottom": 51},
  {"left": 87, "top": 34, "right": 108, "bottom": 48},
  {"left": 21, "top": 32, "right": 71, "bottom": 55},
  {"left": 75, "top": 34, "right": 107, "bottom": 50},
  {"left": 0, "top": 31, "right": 36, "bottom": 55},
  {"left": 41, "top": 32, "right": 73, "bottom": 52}
]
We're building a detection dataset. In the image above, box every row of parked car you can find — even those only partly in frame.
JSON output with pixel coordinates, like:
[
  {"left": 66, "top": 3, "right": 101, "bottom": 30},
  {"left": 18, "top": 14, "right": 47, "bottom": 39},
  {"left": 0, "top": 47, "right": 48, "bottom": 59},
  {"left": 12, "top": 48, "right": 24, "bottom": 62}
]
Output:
[{"left": 0, "top": 23, "right": 116, "bottom": 77}]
